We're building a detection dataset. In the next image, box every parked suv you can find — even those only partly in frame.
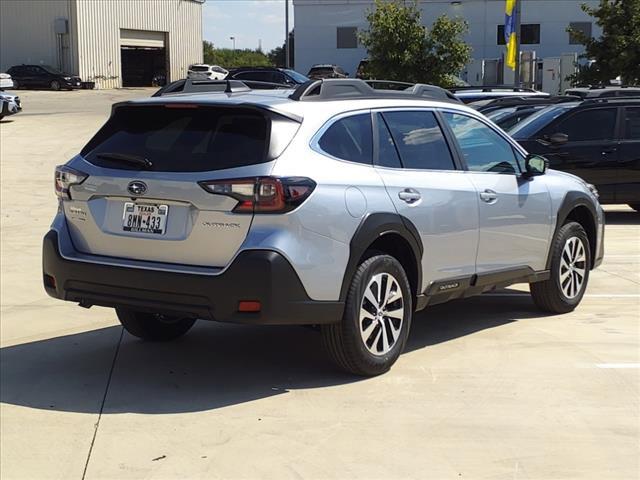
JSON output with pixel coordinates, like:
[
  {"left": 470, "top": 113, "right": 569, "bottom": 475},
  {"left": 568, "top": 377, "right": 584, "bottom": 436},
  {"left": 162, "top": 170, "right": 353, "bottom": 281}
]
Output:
[
  {"left": 187, "top": 64, "right": 228, "bottom": 80},
  {"left": 7, "top": 64, "right": 81, "bottom": 90},
  {"left": 307, "top": 64, "right": 348, "bottom": 79},
  {"left": 227, "top": 67, "right": 309, "bottom": 86},
  {"left": 43, "top": 79, "right": 604, "bottom": 376},
  {"left": 509, "top": 97, "right": 640, "bottom": 209}
]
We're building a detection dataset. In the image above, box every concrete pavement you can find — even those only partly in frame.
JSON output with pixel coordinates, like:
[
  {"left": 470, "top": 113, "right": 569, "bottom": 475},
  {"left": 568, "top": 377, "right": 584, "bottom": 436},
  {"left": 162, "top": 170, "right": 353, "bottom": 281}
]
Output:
[{"left": 1, "top": 90, "right": 638, "bottom": 480}]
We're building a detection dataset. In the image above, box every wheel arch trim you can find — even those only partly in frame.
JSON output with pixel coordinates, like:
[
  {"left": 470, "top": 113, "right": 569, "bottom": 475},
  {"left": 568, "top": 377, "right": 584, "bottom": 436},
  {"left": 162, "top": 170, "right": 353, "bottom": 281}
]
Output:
[
  {"left": 548, "top": 191, "right": 601, "bottom": 270},
  {"left": 339, "top": 212, "right": 423, "bottom": 304}
]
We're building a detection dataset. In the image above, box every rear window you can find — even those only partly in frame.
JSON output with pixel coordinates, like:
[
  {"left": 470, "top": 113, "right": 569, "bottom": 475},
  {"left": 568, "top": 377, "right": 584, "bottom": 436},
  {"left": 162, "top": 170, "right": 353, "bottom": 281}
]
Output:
[
  {"left": 310, "top": 68, "right": 334, "bottom": 75},
  {"left": 189, "top": 65, "right": 209, "bottom": 72},
  {"left": 82, "top": 106, "right": 271, "bottom": 172}
]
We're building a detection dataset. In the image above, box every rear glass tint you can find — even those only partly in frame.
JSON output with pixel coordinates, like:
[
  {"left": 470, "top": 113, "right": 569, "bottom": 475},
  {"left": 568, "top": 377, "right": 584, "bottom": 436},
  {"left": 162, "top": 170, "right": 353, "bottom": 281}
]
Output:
[
  {"left": 190, "top": 65, "right": 209, "bottom": 72},
  {"left": 82, "top": 106, "right": 269, "bottom": 172}
]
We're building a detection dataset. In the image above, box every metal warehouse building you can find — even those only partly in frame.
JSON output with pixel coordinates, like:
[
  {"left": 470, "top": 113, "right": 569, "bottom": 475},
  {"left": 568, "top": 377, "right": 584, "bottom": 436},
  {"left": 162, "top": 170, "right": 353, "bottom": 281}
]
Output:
[{"left": 0, "top": 0, "right": 203, "bottom": 89}]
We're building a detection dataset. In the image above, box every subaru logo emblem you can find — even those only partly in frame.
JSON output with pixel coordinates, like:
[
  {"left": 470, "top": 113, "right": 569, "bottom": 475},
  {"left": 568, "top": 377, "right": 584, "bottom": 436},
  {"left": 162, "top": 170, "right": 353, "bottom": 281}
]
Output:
[{"left": 127, "top": 181, "right": 147, "bottom": 196}]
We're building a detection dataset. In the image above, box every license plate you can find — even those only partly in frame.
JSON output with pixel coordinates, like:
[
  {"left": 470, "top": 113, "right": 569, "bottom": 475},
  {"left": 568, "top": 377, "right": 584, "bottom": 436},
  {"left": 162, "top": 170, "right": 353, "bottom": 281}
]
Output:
[{"left": 122, "top": 203, "right": 168, "bottom": 235}]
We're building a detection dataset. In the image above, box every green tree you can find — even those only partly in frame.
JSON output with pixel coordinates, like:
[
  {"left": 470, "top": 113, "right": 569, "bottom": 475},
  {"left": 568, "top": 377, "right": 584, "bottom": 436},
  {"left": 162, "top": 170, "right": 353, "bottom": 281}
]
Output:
[
  {"left": 568, "top": 0, "right": 640, "bottom": 85},
  {"left": 202, "top": 41, "right": 273, "bottom": 68},
  {"left": 268, "top": 30, "right": 295, "bottom": 68},
  {"left": 358, "top": 0, "right": 471, "bottom": 87}
]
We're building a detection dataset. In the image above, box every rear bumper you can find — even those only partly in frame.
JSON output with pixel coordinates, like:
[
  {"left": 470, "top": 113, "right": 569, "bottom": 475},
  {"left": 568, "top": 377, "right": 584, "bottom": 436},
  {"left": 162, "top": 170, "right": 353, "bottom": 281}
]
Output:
[{"left": 42, "top": 230, "right": 343, "bottom": 325}]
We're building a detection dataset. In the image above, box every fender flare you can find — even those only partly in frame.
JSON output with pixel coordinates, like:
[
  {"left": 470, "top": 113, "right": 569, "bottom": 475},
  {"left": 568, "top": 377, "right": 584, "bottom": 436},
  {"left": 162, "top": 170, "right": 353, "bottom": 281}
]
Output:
[
  {"left": 339, "top": 213, "right": 423, "bottom": 302},
  {"left": 547, "top": 191, "right": 600, "bottom": 270}
]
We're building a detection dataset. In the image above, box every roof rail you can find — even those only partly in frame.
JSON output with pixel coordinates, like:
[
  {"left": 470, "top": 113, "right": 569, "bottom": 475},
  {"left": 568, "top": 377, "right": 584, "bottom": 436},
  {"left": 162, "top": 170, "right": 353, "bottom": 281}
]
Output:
[
  {"left": 289, "top": 79, "right": 461, "bottom": 103},
  {"left": 479, "top": 95, "right": 580, "bottom": 107},
  {"left": 448, "top": 85, "right": 537, "bottom": 93},
  {"left": 581, "top": 96, "right": 640, "bottom": 104},
  {"left": 152, "top": 78, "right": 292, "bottom": 97}
]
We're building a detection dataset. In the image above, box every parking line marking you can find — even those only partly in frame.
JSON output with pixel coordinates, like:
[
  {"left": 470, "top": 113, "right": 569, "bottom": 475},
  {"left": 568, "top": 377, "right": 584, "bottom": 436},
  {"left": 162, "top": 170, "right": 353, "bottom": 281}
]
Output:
[{"left": 596, "top": 363, "right": 640, "bottom": 369}]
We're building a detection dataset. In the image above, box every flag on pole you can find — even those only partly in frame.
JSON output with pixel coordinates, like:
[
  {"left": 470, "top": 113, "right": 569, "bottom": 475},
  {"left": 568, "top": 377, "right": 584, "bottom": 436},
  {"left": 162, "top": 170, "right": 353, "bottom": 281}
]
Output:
[{"left": 504, "top": 0, "right": 517, "bottom": 70}]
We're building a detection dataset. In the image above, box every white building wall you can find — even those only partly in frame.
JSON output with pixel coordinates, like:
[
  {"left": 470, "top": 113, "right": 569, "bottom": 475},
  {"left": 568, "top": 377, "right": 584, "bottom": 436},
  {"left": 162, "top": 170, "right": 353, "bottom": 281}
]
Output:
[
  {"left": 74, "top": 0, "right": 203, "bottom": 89},
  {"left": 0, "top": 0, "right": 78, "bottom": 73},
  {"left": 293, "top": 0, "right": 600, "bottom": 78}
]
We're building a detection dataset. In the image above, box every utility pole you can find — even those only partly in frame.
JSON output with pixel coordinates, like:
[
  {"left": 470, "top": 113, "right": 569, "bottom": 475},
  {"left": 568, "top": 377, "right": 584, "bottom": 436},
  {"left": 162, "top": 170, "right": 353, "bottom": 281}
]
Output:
[
  {"left": 514, "top": 0, "right": 522, "bottom": 86},
  {"left": 285, "top": 0, "right": 290, "bottom": 68}
]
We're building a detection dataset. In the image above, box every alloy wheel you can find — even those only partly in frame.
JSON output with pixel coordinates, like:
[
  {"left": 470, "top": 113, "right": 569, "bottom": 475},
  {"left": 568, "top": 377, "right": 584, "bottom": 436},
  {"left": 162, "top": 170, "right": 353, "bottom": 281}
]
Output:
[
  {"left": 559, "top": 236, "right": 587, "bottom": 299},
  {"left": 359, "top": 272, "right": 404, "bottom": 356}
]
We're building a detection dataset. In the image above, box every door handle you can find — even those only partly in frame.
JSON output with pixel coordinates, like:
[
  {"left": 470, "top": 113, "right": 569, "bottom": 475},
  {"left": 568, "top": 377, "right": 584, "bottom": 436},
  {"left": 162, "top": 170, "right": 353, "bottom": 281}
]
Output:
[
  {"left": 398, "top": 188, "right": 421, "bottom": 204},
  {"left": 601, "top": 147, "right": 617, "bottom": 155},
  {"left": 479, "top": 189, "right": 498, "bottom": 204}
]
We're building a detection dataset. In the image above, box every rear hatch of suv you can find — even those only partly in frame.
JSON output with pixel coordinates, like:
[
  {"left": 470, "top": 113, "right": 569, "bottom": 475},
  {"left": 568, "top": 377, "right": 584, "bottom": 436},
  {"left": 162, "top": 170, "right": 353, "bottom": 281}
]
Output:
[{"left": 63, "top": 101, "right": 300, "bottom": 269}]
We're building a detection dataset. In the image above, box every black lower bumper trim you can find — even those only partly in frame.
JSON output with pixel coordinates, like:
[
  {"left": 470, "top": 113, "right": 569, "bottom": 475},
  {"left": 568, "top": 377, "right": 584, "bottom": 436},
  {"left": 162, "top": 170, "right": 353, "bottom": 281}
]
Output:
[{"left": 42, "top": 230, "right": 343, "bottom": 325}]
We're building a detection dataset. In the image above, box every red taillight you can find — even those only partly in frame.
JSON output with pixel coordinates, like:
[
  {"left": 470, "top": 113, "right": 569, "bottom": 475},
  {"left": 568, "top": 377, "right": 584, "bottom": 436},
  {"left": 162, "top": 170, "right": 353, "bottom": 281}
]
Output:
[
  {"left": 164, "top": 103, "right": 199, "bottom": 109},
  {"left": 199, "top": 177, "right": 316, "bottom": 214},
  {"left": 55, "top": 165, "right": 88, "bottom": 200},
  {"left": 238, "top": 301, "right": 261, "bottom": 312}
]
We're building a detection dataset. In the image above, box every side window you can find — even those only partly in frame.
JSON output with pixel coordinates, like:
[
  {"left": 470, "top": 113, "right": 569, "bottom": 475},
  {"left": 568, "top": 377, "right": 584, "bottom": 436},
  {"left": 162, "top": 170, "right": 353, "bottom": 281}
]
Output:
[
  {"left": 381, "top": 111, "right": 456, "bottom": 170},
  {"left": 550, "top": 108, "right": 617, "bottom": 141},
  {"left": 624, "top": 107, "right": 640, "bottom": 140},
  {"left": 318, "top": 113, "right": 372, "bottom": 164},
  {"left": 375, "top": 113, "right": 402, "bottom": 168},
  {"left": 443, "top": 112, "right": 520, "bottom": 174}
]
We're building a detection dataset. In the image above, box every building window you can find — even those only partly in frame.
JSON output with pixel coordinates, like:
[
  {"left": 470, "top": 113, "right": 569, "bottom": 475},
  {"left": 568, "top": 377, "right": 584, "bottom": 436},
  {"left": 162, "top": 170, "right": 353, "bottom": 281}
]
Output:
[
  {"left": 497, "top": 24, "right": 540, "bottom": 45},
  {"left": 569, "top": 22, "right": 592, "bottom": 44},
  {"left": 337, "top": 27, "right": 358, "bottom": 49}
]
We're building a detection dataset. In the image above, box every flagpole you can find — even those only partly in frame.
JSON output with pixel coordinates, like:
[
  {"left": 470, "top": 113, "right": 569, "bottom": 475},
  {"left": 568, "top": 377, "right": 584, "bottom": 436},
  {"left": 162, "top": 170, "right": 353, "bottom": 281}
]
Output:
[{"left": 514, "top": 0, "right": 521, "bottom": 86}]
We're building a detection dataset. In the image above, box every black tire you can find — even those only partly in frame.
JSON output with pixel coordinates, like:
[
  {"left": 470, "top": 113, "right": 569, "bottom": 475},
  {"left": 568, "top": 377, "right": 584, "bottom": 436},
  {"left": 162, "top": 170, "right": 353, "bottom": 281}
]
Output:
[
  {"left": 50, "top": 80, "right": 60, "bottom": 91},
  {"left": 628, "top": 203, "right": 640, "bottom": 212},
  {"left": 321, "top": 254, "right": 412, "bottom": 376},
  {"left": 12, "top": 80, "right": 20, "bottom": 89},
  {"left": 116, "top": 308, "right": 196, "bottom": 341},
  {"left": 530, "top": 221, "right": 590, "bottom": 313}
]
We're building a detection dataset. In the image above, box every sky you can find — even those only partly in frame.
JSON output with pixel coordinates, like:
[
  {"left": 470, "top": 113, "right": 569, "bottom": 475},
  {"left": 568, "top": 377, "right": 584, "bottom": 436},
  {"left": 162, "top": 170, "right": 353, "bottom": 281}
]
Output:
[{"left": 203, "top": 0, "right": 294, "bottom": 53}]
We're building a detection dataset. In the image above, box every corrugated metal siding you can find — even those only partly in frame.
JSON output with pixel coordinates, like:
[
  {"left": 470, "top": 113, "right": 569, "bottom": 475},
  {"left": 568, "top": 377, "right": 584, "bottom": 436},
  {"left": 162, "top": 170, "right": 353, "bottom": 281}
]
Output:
[
  {"left": 0, "top": 0, "right": 78, "bottom": 73},
  {"left": 74, "top": 0, "right": 203, "bottom": 89}
]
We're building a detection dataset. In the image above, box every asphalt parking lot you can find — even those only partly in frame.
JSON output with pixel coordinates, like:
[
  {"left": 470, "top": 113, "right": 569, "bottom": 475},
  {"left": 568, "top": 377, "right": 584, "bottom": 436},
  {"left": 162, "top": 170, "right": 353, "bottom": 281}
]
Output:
[{"left": 1, "top": 89, "right": 639, "bottom": 480}]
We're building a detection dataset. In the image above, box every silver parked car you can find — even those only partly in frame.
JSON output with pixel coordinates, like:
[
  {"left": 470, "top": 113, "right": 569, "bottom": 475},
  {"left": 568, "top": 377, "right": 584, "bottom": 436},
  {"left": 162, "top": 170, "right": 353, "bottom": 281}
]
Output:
[{"left": 43, "top": 79, "right": 604, "bottom": 375}]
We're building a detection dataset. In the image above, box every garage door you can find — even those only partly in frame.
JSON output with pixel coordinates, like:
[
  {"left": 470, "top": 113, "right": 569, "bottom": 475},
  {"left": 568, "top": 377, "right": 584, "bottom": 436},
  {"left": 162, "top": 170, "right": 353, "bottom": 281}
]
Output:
[
  {"left": 120, "top": 30, "right": 167, "bottom": 87},
  {"left": 120, "top": 29, "right": 165, "bottom": 48}
]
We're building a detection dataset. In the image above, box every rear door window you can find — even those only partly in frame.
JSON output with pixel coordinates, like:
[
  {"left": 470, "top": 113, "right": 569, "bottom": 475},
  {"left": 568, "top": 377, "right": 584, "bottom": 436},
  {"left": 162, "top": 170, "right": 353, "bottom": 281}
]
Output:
[
  {"left": 82, "top": 106, "right": 271, "bottom": 172},
  {"left": 381, "top": 110, "right": 456, "bottom": 170},
  {"left": 547, "top": 108, "right": 617, "bottom": 141},
  {"left": 317, "top": 113, "right": 372, "bottom": 164},
  {"left": 624, "top": 107, "right": 640, "bottom": 140},
  {"left": 375, "top": 113, "right": 402, "bottom": 168}
]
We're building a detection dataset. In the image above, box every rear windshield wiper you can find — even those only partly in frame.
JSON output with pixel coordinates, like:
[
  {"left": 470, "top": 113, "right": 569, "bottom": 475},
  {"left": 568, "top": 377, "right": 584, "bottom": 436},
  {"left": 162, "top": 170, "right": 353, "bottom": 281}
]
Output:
[{"left": 96, "top": 152, "right": 153, "bottom": 169}]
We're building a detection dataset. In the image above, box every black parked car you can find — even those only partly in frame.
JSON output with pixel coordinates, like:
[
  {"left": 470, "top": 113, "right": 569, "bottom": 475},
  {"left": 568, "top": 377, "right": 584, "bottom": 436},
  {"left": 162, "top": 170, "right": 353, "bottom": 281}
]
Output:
[
  {"left": 226, "top": 67, "right": 309, "bottom": 86},
  {"left": 509, "top": 98, "right": 640, "bottom": 209},
  {"left": 7, "top": 64, "right": 81, "bottom": 90}
]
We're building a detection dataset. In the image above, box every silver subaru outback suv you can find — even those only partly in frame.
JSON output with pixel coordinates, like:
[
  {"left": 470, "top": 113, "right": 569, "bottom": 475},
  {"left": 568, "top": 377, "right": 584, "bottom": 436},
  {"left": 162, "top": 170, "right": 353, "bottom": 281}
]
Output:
[{"left": 43, "top": 79, "right": 604, "bottom": 376}]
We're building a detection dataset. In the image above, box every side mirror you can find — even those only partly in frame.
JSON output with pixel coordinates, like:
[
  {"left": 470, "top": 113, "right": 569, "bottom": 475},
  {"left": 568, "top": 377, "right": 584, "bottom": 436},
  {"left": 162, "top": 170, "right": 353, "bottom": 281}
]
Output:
[
  {"left": 549, "top": 132, "right": 568, "bottom": 145},
  {"left": 524, "top": 154, "right": 548, "bottom": 177}
]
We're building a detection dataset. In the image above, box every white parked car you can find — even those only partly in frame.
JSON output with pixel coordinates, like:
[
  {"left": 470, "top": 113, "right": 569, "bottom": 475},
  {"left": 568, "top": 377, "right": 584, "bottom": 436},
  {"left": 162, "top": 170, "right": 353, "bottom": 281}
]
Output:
[
  {"left": 0, "top": 73, "right": 14, "bottom": 90},
  {"left": 187, "top": 64, "right": 228, "bottom": 80},
  {"left": 0, "top": 91, "right": 22, "bottom": 120}
]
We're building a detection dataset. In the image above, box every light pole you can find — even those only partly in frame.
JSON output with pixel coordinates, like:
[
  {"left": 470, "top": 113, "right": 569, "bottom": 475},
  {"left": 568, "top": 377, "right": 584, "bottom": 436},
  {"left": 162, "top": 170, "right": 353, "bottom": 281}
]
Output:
[
  {"left": 285, "top": 0, "right": 290, "bottom": 68},
  {"left": 230, "top": 36, "right": 236, "bottom": 51}
]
